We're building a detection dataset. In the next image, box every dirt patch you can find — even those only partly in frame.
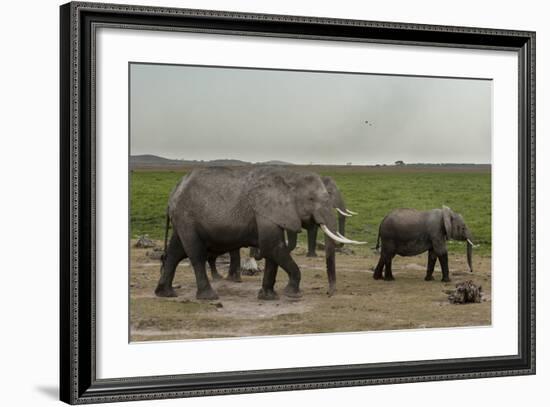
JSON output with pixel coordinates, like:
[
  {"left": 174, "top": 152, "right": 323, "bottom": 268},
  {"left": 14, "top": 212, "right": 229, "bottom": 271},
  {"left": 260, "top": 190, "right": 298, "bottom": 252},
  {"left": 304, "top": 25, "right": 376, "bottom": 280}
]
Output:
[{"left": 130, "top": 241, "right": 491, "bottom": 342}]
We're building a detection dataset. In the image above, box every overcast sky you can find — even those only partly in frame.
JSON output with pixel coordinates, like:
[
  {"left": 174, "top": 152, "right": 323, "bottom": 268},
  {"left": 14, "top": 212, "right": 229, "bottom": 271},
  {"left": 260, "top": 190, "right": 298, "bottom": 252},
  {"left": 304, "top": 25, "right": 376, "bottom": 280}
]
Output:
[{"left": 130, "top": 63, "right": 491, "bottom": 165}]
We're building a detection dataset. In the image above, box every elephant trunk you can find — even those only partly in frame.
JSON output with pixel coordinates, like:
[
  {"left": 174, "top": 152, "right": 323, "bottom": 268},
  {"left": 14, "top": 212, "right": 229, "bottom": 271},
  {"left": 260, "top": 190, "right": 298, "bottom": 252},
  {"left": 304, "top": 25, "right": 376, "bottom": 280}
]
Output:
[
  {"left": 286, "top": 231, "right": 298, "bottom": 251},
  {"left": 338, "top": 212, "right": 346, "bottom": 236},
  {"left": 325, "top": 233, "right": 336, "bottom": 296},
  {"left": 466, "top": 231, "right": 474, "bottom": 273},
  {"left": 314, "top": 209, "right": 338, "bottom": 296},
  {"left": 466, "top": 242, "right": 473, "bottom": 273}
]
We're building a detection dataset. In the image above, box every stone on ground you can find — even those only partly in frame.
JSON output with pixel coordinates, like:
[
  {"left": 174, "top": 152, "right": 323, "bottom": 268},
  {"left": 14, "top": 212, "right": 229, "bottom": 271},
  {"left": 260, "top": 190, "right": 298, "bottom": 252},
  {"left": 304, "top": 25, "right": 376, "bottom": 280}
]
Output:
[
  {"left": 448, "top": 280, "right": 483, "bottom": 304},
  {"left": 135, "top": 235, "right": 156, "bottom": 248},
  {"left": 241, "top": 257, "right": 262, "bottom": 275}
]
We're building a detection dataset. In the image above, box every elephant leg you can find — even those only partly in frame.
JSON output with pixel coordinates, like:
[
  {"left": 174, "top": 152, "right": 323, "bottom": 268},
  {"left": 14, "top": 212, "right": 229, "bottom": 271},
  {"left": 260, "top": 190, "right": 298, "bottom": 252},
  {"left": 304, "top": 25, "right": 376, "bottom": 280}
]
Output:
[
  {"left": 250, "top": 246, "right": 261, "bottom": 260},
  {"left": 271, "top": 244, "right": 302, "bottom": 298},
  {"left": 306, "top": 225, "right": 318, "bottom": 257},
  {"left": 425, "top": 249, "right": 437, "bottom": 281},
  {"left": 438, "top": 252, "right": 451, "bottom": 282},
  {"left": 155, "top": 233, "right": 187, "bottom": 297},
  {"left": 286, "top": 231, "right": 298, "bottom": 252},
  {"left": 180, "top": 229, "right": 218, "bottom": 299},
  {"left": 189, "top": 256, "right": 219, "bottom": 300},
  {"left": 383, "top": 252, "right": 395, "bottom": 281},
  {"left": 226, "top": 249, "right": 242, "bottom": 282},
  {"left": 258, "top": 258, "right": 279, "bottom": 300},
  {"left": 373, "top": 255, "right": 385, "bottom": 280},
  {"left": 207, "top": 254, "right": 223, "bottom": 281},
  {"left": 256, "top": 221, "right": 301, "bottom": 298}
]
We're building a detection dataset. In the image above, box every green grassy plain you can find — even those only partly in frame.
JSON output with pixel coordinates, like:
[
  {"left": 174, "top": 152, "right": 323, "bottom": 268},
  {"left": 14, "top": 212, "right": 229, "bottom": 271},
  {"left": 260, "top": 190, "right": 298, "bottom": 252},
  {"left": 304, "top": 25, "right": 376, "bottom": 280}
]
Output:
[
  {"left": 130, "top": 166, "right": 491, "bottom": 256},
  {"left": 130, "top": 165, "right": 492, "bottom": 341}
]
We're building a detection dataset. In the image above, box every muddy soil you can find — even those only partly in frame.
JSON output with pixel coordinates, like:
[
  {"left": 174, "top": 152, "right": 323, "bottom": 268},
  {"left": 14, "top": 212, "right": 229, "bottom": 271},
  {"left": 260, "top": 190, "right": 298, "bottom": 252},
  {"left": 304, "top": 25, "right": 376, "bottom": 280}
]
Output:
[{"left": 130, "top": 242, "right": 491, "bottom": 342}]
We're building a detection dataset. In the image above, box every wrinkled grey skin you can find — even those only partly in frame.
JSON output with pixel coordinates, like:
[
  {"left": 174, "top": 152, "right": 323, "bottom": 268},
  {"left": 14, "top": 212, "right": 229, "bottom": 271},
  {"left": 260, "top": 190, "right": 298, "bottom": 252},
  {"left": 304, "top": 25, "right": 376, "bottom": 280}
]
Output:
[
  {"left": 159, "top": 178, "right": 246, "bottom": 283},
  {"left": 305, "top": 176, "right": 348, "bottom": 257},
  {"left": 208, "top": 176, "right": 345, "bottom": 276},
  {"left": 373, "top": 207, "right": 474, "bottom": 282},
  {"left": 155, "top": 166, "right": 339, "bottom": 300}
]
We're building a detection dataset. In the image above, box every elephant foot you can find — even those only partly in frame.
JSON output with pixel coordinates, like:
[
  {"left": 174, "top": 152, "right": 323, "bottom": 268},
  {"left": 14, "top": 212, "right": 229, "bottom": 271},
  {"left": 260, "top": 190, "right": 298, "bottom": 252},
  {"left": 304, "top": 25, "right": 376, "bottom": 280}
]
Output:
[
  {"left": 373, "top": 272, "right": 383, "bottom": 280},
  {"left": 210, "top": 273, "right": 223, "bottom": 281},
  {"left": 283, "top": 284, "right": 302, "bottom": 298},
  {"left": 327, "top": 285, "right": 337, "bottom": 297},
  {"left": 258, "top": 288, "right": 279, "bottom": 300},
  {"left": 155, "top": 286, "right": 178, "bottom": 298},
  {"left": 424, "top": 275, "right": 435, "bottom": 281},
  {"left": 384, "top": 274, "right": 395, "bottom": 281},
  {"left": 196, "top": 287, "right": 219, "bottom": 300},
  {"left": 441, "top": 277, "right": 451, "bottom": 283},
  {"left": 226, "top": 273, "right": 242, "bottom": 283},
  {"left": 306, "top": 252, "right": 317, "bottom": 258}
]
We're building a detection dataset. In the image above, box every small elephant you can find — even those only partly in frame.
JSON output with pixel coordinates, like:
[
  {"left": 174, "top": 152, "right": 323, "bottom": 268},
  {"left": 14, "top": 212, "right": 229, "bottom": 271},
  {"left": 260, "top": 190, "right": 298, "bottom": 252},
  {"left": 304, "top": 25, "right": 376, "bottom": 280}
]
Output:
[{"left": 373, "top": 206, "right": 475, "bottom": 282}]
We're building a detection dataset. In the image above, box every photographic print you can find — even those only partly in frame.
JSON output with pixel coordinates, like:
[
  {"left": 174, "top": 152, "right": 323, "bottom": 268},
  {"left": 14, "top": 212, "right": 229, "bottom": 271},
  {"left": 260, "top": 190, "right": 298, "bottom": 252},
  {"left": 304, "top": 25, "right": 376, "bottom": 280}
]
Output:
[
  {"left": 61, "top": 3, "right": 535, "bottom": 403},
  {"left": 129, "top": 63, "right": 492, "bottom": 342}
]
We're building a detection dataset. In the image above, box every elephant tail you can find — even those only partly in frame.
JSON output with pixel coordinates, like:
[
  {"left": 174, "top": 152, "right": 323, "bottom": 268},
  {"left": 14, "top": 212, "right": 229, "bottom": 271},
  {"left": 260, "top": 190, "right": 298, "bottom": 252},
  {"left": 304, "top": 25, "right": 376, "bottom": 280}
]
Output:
[{"left": 374, "top": 223, "right": 382, "bottom": 253}]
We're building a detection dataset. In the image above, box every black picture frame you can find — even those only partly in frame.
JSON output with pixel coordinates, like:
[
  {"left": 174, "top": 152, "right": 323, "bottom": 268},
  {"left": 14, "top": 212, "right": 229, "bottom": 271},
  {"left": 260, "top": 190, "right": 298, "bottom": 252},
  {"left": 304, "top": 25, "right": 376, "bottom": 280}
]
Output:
[{"left": 60, "top": 2, "right": 536, "bottom": 404}]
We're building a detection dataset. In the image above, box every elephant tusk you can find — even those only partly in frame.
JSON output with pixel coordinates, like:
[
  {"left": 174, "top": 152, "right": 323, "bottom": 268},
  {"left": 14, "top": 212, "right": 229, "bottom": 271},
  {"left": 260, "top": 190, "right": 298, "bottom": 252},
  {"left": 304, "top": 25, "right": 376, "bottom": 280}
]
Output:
[
  {"left": 319, "top": 225, "right": 367, "bottom": 245},
  {"left": 335, "top": 231, "right": 368, "bottom": 245},
  {"left": 467, "top": 239, "right": 479, "bottom": 248},
  {"left": 336, "top": 208, "right": 352, "bottom": 217},
  {"left": 346, "top": 209, "right": 358, "bottom": 215},
  {"left": 320, "top": 224, "right": 349, "bottom": 244},
  {"left": 343, "top": 237, "right": 368, "bottom": 245}
]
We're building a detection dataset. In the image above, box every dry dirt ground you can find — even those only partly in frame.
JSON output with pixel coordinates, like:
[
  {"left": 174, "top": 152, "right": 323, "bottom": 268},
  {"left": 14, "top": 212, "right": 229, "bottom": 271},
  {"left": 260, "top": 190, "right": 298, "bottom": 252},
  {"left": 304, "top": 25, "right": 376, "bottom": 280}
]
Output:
[{"left": 130, "top": 242, "right": 491, "bottom": 342}]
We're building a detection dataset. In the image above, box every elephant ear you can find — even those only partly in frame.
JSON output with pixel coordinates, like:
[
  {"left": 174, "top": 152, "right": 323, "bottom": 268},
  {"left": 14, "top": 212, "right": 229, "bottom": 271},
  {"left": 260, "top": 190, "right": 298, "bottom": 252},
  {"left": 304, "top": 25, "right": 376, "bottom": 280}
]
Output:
[
  {"left": 322, "top": 176, "right": 345, "bottom": 210},
  {"left": 442, "top": 206, "right": 453, "bottom": 240},
  {"left": 248, "top": 174, "right": 302, "bottom": 233}
]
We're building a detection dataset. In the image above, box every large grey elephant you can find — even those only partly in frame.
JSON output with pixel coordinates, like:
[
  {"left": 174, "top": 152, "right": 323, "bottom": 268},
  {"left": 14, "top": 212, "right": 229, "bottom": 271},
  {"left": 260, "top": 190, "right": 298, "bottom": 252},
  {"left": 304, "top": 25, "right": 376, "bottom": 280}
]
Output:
[
  {"left": 373, "top": 206, "right": 475, "bottom": 282},
  {"left": 305, "top": 176, "right": 356, "bottom": 257},
  {"left": 198, "top": 176, "right": 354, "bottom": 277},
  {"left": 155, "top": 166, "right": 364, "bottom": 300}
]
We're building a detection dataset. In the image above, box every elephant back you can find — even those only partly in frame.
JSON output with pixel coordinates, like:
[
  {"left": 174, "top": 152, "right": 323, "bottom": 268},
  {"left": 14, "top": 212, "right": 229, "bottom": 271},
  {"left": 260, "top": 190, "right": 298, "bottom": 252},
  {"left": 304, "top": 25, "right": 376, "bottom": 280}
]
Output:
[{"left": 168, "top": 167, "right": 251, "bottom": 223}]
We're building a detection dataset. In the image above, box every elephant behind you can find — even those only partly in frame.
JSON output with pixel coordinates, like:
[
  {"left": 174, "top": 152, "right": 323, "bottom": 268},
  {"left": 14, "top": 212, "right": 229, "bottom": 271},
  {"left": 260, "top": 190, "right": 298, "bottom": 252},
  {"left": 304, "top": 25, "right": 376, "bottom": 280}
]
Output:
[
  {"left": 373, "top": 206, "right": 475, "bottom": 282},
  {"left": 305, "top": 176, "right": 357, "bottom": 257},
  {"left": 155, "top": 166, "right": 364, "bottom": 300}
]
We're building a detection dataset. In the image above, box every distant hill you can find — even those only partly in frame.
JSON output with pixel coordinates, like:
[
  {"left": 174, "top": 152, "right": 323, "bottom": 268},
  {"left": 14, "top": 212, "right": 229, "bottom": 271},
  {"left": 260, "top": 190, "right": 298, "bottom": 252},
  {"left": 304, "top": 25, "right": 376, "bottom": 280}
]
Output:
[
  {"left": 207, "top": 159, "right": 251, "bottom": 166},
  {"left": 130, "top": 154, "right": 184, "bottom": 167},
  {"left": 394, "top": 163, "right": 491, "bottom": 167},
  {"left": 130, "top": 155, "right": 489, "bottom": 171},
  {"left": 130, "top": 154, "right": 294, "bottom": 169},
  {"left": 262, "top": 160, "right": 293, "bottom": 165}
]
